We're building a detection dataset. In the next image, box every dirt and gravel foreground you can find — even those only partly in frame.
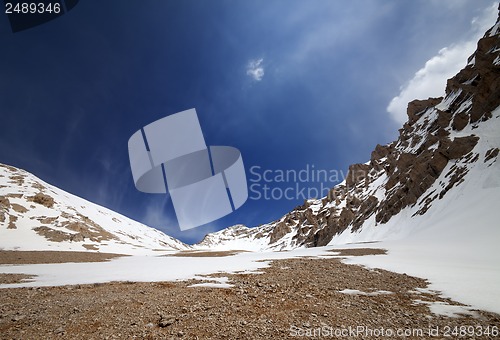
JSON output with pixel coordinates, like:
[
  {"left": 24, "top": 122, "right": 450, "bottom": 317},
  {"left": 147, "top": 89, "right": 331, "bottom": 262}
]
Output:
[
  {"left": 0, "top": 249, "right": 499, "bottom": 339},
  {"left": 0, "top": 250, "right": 123, "bottom": 265}
]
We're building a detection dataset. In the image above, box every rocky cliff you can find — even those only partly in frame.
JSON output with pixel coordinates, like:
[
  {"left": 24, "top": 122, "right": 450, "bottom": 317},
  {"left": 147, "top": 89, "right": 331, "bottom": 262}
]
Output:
[{"left": 196, "top": 7, "right": 500, "bottom": 251}]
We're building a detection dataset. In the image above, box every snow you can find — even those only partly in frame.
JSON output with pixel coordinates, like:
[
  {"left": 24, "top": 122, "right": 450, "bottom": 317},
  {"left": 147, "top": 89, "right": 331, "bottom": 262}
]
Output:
[
  {"left": 435, "top": 89, "right": 462, "bottom": 112},
  {"left": 328, "top": 107, "right": 500, "bottom": 314},
  {"left": 365, "top": 172, "right": 387, "bottom": 201},
  {"left": 463, "top": 75, "right": 478, "bottom": 85},
  {"left": 195, "top": 231, "right": 272, "bottom": 252},
  {"left": 413, "top": 300, "right": 478, "bottom": 318},
  {"left": 308, "top": 200, "right": 322, "bottom": 213},
  {"left": 337, "top": 239, "right": 500, "bottom": 314},
  {"left": 339, "top": 289, "right": 392, "bottom": 296},
  {"left": 487, "top": 20, "right": 500, "bottom": 37},
  {"left": 456, "top": 97, "right": 473, "bottom": 114},
  {"left": 0, "top": 246, "right": 332, "bottom": 289}
]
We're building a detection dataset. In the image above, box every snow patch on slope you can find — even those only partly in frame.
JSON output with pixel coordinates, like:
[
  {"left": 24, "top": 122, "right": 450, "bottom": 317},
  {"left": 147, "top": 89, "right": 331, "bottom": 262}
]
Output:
[
  {"left": 0, "top": 164, "right": 188, "bottom": 254},
  {"left": 328, "top": 106, "right": 500, "bottom": 314}
]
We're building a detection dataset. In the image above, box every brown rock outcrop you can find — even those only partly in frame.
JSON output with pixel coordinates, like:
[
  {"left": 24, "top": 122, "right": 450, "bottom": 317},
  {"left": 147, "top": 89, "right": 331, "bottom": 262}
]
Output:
[{"left": 31, "top": 193, "right": 55, "bottom": 208}]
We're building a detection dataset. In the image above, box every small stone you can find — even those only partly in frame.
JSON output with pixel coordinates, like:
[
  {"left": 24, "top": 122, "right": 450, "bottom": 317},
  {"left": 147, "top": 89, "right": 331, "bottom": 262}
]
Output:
[
  {"left": 54, "top": 326, "right": 65, "bottom": 334},
  {"left": 159, "top": 315, "right": 176, "bottom": 327},
  {"left": 11, "top": 315, "right": 25, "bottom": 322}
]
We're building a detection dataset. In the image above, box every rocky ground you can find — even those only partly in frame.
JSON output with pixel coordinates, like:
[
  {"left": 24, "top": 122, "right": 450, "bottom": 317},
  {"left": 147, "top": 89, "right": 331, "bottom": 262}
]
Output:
[
  {"left": 0, "top": 249, "right": 499, "bottom": 339},
  {"left": 0, "top": 250, "right": 123, "bottom": 265}
]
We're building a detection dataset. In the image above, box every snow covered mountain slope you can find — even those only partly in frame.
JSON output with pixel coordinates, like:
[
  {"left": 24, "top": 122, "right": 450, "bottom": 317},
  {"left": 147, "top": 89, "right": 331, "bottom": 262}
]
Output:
[
  {"left": 0, "top": 163, "right": 189, "bottom": 254},
  {"left": 197, "top": 7, "right": 500, "bottom": 251},
  {"left": 193, "top": 224, "right": 274, "bottom": 251}
]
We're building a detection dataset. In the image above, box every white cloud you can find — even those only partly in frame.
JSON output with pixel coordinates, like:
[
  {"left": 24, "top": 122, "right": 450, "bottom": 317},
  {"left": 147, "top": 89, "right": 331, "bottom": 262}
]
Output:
[
  {"left": 387, "top": 4, "right": 497, "bottom": 124},
  {"left": 386, "top": 43, "right": 474, "bottom": 124},
  {"left": 246, "top": 58, "right": 265, "bottom": 81}
]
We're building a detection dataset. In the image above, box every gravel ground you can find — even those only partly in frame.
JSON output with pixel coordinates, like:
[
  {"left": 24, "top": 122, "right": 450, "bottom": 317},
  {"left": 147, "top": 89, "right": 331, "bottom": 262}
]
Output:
[
  {"left": 0, "top": 250, "right": 499, "bottom": 339},
  {"left": 0, "top": 251, "right": 123, "bottom": 265}
]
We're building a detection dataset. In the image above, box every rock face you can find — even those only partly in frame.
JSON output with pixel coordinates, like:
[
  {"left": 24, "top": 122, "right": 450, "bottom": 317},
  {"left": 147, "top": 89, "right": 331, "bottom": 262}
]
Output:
[{"left": 196, "top": 8, "right": 500, "bottom": 251}]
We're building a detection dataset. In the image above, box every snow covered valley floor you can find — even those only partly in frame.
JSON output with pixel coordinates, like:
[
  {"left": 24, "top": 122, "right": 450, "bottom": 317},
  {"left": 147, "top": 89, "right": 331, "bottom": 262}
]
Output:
[{"left": 0, "top": 245, "right": 499, "bottom": 339}]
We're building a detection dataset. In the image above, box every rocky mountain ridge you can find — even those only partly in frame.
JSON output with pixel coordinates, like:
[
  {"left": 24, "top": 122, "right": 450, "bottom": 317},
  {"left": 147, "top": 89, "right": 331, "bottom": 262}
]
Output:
[{"left": 196, "top": 7, "right": 500, "bottom": 251}]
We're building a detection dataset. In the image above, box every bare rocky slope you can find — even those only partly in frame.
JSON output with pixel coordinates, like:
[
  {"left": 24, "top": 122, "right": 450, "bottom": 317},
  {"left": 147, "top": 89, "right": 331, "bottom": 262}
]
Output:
[
  {"left": 0, "top": 163, "right": 188, "bottom": 254},
  {"left": 197, "top": 7, "right": 500, "bottom": 251}
]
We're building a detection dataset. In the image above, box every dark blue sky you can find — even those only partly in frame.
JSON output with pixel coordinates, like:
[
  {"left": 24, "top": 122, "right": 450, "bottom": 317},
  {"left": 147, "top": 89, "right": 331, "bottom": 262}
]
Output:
[{"left": 0, "top": 1, "right": 496, "bottom": 243}]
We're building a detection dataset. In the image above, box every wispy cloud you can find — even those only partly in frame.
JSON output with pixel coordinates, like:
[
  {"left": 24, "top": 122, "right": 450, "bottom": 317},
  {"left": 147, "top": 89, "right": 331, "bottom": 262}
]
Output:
[
  {"left": 139, "top": 195, "right": 227, "bottom": 244},
  {"left": 387, "top": 4, "right": 497, "bottom": 124},
  {"left": 142, "top": 196, "right": 173, "bottom": 228},
  {"left": 246, "top": 58, "right": 265, "bottom": 81}
]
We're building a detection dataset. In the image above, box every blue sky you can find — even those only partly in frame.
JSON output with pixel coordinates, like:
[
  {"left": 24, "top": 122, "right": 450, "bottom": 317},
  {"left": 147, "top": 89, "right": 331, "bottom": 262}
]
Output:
[{"left": 0, "top": 1, "right": 497, "bottom": 244}]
